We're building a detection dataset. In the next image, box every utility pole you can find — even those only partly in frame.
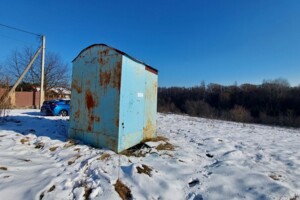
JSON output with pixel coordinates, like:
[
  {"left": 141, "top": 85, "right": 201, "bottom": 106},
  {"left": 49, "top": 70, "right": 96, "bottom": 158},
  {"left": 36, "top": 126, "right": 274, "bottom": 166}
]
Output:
[{"left": 40, "top": 35, "right": 45, "bottom": 108}]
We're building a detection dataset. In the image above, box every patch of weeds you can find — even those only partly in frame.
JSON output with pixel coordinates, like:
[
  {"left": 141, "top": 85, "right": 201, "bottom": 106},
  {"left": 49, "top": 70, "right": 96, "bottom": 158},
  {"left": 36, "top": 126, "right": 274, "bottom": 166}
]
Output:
[
  {"left": 49, "top": 146, "right": 58, "bottom": 152},
  {"left": 3, "top": 175, "right": 10, "bottom": 178},
  {"left": 35, "top": 142, "right": 45, "bottom": 149},
  {"left": 0, "top": 166, "right": 7, "bottom": 170},
  {"left": 97, "top": 153, "right": 111, "bottom": 161},
  {"left": 48, "top": 185, "right": 55, "bottom": 192},
  {"left": 269, "top": 174, "right": 282, "bottom": 181},
  {"left": 114, "top": 179, "right": 133, "bottom": 200},
  {"left": 136, "top": 164, "right": 152, "bottom": 177}
]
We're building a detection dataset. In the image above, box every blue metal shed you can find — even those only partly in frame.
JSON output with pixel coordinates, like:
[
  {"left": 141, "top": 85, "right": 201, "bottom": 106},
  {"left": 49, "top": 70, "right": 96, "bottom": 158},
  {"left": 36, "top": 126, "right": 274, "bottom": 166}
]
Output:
[{"left": 68, "top": 44, "right": 158, "bottom": 153}]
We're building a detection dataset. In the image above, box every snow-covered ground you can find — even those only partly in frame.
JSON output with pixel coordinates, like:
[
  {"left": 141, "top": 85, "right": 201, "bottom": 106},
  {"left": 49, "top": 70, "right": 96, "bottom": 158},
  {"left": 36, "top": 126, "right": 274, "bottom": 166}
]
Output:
[{"left": 0, "top": 109, "right": 299, "bottom": 200}]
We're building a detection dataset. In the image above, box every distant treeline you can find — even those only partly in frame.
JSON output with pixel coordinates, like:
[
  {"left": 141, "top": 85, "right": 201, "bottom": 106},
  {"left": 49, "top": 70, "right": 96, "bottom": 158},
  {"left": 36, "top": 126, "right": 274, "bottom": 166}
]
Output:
[{"left": 158, "top": 79, "right": 300, "bottom": 127}]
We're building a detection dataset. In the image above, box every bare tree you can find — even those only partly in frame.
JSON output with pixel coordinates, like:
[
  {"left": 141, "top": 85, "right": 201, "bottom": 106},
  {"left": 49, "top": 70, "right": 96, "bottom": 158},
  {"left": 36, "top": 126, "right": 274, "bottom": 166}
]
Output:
[{"left": 4, "top": 46, "right": 71, "bottom": 94}]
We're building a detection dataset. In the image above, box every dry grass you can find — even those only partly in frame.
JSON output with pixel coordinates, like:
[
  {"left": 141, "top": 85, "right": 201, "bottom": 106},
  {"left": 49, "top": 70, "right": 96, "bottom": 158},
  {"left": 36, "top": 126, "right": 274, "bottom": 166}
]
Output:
[
  {"left": 114, "top": 179, "right": 133, "bottom": 200},
  {"left": 97, "top": 153, "right": 110, "bottom": 161},
  {"left": 0, "top": 166, "right": 7, "bottom": 170},
  {"left": 136, "top": 164, "right": 152, "bottom": 177},
  {"left": 49, "top": 146, "right": 59, "bottom": 152},
  {"left": 20, "top": 138, "right": 29, "bottom": 144},
  {"left": 68, "top": 155, "right": 81, "bottom": 165},
  {"left": 74, "top": 148, "right": 81, "bottom": 152},
  {"left": 121, "top": 135, "right": 175, "bottom": 157},
  {"left": 64, "top": 140, "right": 76, "bottom": 148},
  {"left": 156, "top": 142, "right": 175, "bottom": 151},
  {"left": 143, "top": 135, "right": 168, "bottom": 143}
]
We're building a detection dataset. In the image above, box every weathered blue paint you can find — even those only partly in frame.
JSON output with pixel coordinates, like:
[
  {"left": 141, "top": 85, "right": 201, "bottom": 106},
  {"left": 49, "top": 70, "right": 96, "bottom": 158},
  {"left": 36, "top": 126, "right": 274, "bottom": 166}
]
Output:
[
  {"left": 69, "top": 44, "right": 158, "bottom": 153},
  {"left": 118, "top": 56, "right": 146, "bottom": 152}
]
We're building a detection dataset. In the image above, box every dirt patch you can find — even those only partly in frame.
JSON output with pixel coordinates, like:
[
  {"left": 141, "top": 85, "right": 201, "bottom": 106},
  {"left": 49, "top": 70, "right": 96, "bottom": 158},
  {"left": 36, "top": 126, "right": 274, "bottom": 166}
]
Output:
[
  {"left": 114, "top": 179, "right": 133, "bottom": 200},
  {"left": 49, "top": 146, "right": 59, "bottom": 152},
  {"left": 136, "top": 164, "right": 152, "bottom": 177},
  {"left": 0, "top": 166, "right": 7, "bottom": 170},
  {"left": 48, "top": 185, "right": 55, "bottom": 192},
  {"left": 97, "top": 153, "right": 110, "bottom": 161}
]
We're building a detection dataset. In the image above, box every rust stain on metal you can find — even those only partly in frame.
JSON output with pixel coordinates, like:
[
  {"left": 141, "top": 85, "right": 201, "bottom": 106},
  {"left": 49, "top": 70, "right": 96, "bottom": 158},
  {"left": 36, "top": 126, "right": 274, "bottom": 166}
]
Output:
[
  {"left": 75, "top": 110, "right": 80, "bottom": 119},
  {"left": 112, "top": 60, "right": 122, "bottom": 90},
  {"left": 72, "top": 80, "right": 82, "bottom": 93},
  {"left": 85, "top": 90, "right": 97, "bottom": 132},
  {"left": 143, "top": 120, "right": 154, "bottom": 140},
  {"left": 85, "top": 90, "right": 95, "bottom": 111},
  {"left": 98, "top": 60, "right": 121, "bottom": 91},
  {"left": 99, "top": 57, "right": 105, "bottom": 65},
  {"left": 98, "top": 49, "right": 109, "bottom": 57},
  {"left": 99, "top": 70, "right": 111, "bottom": 88}
]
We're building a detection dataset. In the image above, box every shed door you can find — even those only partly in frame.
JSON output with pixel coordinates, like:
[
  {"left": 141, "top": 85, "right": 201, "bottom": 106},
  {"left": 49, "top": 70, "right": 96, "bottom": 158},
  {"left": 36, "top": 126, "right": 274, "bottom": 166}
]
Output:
[{"left": 119, "top": 58, "right": 145, "bottom": 151}]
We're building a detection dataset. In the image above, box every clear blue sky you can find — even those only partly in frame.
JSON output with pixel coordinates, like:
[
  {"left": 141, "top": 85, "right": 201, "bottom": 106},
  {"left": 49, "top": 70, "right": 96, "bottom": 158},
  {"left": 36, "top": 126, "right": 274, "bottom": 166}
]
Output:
[{"left": 0, "top": 0, "right": 300, "bottom": 87}]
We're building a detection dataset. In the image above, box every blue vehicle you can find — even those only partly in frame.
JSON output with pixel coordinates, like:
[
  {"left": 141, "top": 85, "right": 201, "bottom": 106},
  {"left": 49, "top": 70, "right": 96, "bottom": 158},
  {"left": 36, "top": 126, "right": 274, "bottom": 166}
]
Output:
[{"left": 41, "top": 99, "right": 70, "bottom": 116}]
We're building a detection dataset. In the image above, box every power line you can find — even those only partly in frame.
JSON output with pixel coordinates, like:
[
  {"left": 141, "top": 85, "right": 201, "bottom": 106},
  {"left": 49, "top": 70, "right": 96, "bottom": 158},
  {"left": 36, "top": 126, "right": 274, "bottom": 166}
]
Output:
[{"left": 0, "top": 23, "right": 41, "bottom": 37}]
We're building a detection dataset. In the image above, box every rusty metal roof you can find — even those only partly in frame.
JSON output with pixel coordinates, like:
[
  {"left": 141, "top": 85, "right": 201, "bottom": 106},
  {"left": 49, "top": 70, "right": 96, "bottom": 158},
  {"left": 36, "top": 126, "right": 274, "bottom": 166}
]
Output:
[{"left": 72, "top": 44, "right": 158, "bottom": 73}]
